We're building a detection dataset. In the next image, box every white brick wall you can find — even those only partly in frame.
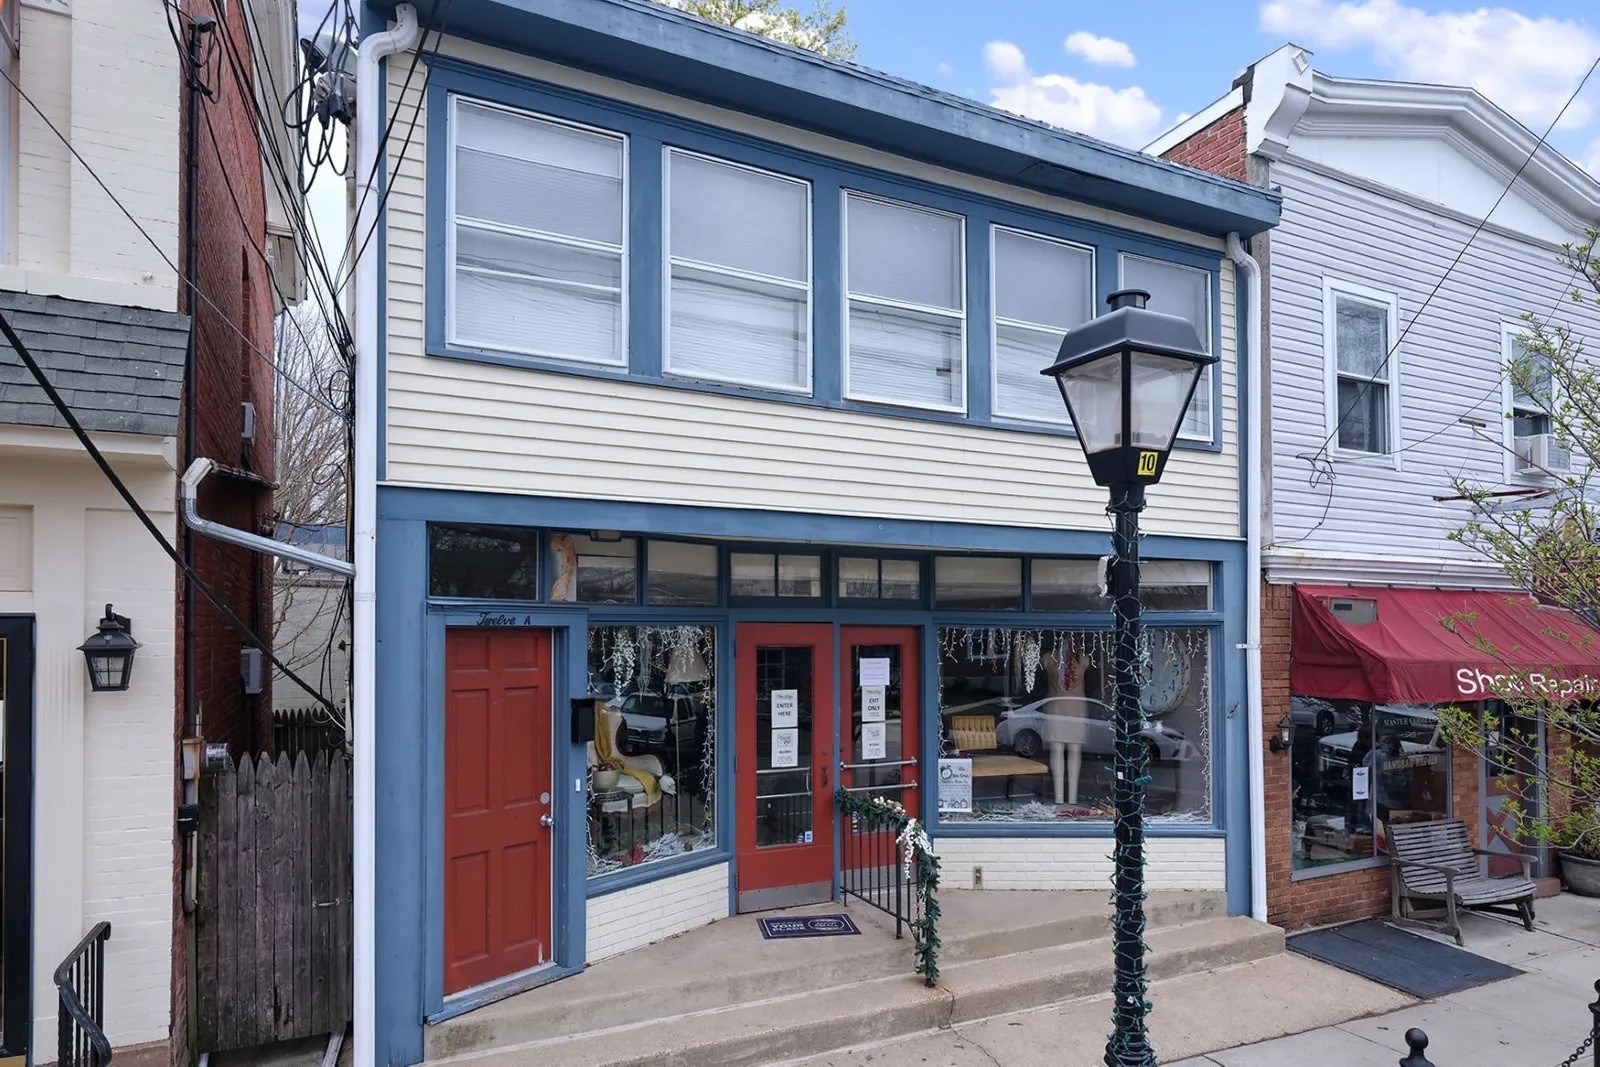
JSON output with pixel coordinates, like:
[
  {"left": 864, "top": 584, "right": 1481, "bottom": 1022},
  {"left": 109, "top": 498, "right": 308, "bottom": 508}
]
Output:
[
  {"left": 934, "top": 837, "right": 1226, "bottom": 891},
  {"left": 585, "top": 864, "right": 729, "bottom": 963}
]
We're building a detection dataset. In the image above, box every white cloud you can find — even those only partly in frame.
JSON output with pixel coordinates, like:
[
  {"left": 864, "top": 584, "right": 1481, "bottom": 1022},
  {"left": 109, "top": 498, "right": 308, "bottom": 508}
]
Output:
[
  {"left": 1261, "top": 0, "right": 1600, "bottom": 132},
  {"left": 1582, "top": 141, "right": 1600, "bottom": 178},
  {"left": 983, "top": 40, "right": 1164, "bottom": 147},
  {"left": 1064, "top": 31, "right": 1136, "bottom": 68}
]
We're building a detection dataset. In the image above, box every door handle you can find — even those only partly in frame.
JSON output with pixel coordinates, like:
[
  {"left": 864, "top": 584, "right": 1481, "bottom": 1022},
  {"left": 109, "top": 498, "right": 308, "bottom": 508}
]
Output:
[{"left": 540, "top": 813, "right": 554, "bottom": 827}]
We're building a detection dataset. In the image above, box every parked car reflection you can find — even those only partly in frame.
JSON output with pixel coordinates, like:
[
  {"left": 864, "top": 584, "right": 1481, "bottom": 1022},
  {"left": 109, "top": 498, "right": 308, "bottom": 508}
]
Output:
[{"left": 993, "top": 697, "right": 1197, "bottom": 763}]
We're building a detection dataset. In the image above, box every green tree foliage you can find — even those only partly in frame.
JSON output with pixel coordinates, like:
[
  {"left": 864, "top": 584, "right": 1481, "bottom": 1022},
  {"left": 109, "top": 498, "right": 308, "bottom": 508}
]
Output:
[
  {"left": 655, "top": 0, "right": 855, "bottom": 60},
  {"left": 1443, "top": 230, "right": 1600, "bottom": 858}
]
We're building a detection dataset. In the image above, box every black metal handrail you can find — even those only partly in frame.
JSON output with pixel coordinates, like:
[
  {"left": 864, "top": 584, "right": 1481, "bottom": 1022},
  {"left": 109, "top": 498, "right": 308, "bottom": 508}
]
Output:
[
  {"left": 56, "top": 922, "right": 111, "bottom": 1067},
  {"left": 834, "top": 789, "right": 941, "bottom": 986}
]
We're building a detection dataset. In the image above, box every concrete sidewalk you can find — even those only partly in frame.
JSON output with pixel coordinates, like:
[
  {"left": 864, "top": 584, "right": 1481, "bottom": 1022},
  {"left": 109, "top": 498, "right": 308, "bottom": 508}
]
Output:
[
  {"left": 786, "top": 895, "right": 1600, "bottom": 1067},
  {"left": 1175, "top": 894, "right": 1600, "bottom": 1067}
]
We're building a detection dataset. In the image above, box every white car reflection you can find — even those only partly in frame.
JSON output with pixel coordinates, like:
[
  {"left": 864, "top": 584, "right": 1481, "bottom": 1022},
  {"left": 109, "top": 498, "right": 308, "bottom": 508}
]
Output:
[
  {"left": 1316, "top": 704, "right": 1444, "bottom": 775},
  {"left": 993, "top": 697, "right": 1198, "bottom": 763}
]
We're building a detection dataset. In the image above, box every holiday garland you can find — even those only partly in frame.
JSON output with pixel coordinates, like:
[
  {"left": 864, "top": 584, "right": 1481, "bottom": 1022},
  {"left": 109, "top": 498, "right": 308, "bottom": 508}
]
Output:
[{"left": 833, "top": 790, "right": 942, "bottom": 986}]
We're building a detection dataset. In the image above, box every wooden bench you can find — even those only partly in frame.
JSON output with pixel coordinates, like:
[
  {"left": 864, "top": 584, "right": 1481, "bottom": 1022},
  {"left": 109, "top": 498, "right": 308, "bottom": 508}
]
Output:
[{"left": 1388, "top": 819, "right": 1536, "bottom": 946}]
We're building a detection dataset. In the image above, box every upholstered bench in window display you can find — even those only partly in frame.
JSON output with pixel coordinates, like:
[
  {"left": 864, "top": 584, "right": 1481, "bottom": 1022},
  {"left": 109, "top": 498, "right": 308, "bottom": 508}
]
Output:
[{"left": 587, "top": 705, "right": 673, "bottom": 811}]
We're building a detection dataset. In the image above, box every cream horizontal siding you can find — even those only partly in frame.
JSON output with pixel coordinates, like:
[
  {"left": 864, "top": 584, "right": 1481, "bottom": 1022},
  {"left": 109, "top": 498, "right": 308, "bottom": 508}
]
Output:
[{"left": 384, "top": 50, "right": 1241, "bottom": 540}]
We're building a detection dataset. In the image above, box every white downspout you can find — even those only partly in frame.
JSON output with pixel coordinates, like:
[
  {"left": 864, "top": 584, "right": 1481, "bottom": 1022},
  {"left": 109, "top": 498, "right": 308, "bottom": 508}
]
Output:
[
  {"left": 1227, "top": 231, "right": 1267, "bottom": 924},
  {"left": 354, "top": 7, "right": 419, "bottom": 1066}
]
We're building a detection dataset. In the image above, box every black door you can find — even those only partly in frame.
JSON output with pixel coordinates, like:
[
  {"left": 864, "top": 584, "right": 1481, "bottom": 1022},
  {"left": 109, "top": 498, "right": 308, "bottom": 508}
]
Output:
[{"left": 0, "top": 617, "right": 32, "bottom": 1060}]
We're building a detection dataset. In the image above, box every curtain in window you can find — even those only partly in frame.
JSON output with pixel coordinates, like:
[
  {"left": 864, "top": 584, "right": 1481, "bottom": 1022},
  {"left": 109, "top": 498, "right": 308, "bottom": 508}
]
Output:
[
  {"left": 451, "top": 100, "right": 626, "bottom": 365},
  {"left": 845, "top": 194, "right": 965, "bottom": 409},
  {"left": 666, "top": 151, "right": 811, "bottom": 390}
]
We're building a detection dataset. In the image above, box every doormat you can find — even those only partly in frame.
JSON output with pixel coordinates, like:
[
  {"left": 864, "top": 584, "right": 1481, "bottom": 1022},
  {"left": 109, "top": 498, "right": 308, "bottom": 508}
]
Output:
[
  {"left": 757, "top": 914, "right": 861, "bottom": 939},
  {"left": 1288, "top": 919, "right": 1520, "bottom": 997}
]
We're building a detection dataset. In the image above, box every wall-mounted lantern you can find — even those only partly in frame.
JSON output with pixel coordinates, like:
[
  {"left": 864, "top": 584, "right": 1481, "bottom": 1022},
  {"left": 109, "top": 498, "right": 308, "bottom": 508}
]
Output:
[{"left": 78, "top": 604, "right": 140, "bottom": 692}]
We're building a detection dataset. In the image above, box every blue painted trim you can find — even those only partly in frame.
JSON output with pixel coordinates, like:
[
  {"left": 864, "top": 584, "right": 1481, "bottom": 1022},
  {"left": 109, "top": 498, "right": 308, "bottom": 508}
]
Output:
[
  {"left": 428, "top": 963, "right": 581, "bottom": 1024},
  {"left": 378, "top": 486, "right": 1245, "bottom": 561},
  {"left": 587, "top": 848, "right": 729, "bottom": 897},
  {"left": 1235, "top": 262, "right": 1250, "bottom": 535},
  {"left": 419, "top": 59, "right": 1227, "bottom": 455},
  {"left": 366, "top": 0, "right": 1280, "bottom": 237}
]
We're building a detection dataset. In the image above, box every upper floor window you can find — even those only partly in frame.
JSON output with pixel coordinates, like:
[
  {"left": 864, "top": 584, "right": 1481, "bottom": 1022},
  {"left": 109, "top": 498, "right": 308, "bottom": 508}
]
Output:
[
  {"left": 1504, "top": 325, "right": 1569, "bottom": 476},
  {"left": 990, "top": 227, "right": 1094, "bottom": 424},
  {"left": 1324, "top": 281, "right": 1399, "bottom": 457},
  {"left": 844, "top": 193, "right": 966, "bottom": 412},
  {"left": 1122, "top": 255, "right": 1212, "bottom": 441},
  {"left": 449, "top": 98, "right": 627, "bottom": 366},
  {"left": 665, "top": 150, "right": 812, "bottom": 392}
]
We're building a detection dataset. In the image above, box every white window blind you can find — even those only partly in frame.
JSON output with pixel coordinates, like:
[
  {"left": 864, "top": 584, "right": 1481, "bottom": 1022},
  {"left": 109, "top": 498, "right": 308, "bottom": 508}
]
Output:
[
  {"left": 450, "top": 98, "right": 626, "bottom": 366},
  {"left": 1332, "top": 294, "right": 1392, "bottom": 454},
  {"left": 845, "top": 193, "right": 965, "bottom": 411},
  {"left": 991, "top": 227, "right": 1094, "bottom": 423},
  {"left": 1121, "top": 256, "right": 1212, "bottom": 440},
  {"left": 665, "top": 150, "right": 811, "bottom": 391}
]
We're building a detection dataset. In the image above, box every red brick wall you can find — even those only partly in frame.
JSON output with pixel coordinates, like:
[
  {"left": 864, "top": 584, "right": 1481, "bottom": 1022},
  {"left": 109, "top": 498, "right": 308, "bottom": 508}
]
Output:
[
  {"left": 172, "top": 2, "right": 281, "bottom": 1062},
  {"left": 1160, "top": 107, "right": 1249, "bottom": 183},
  {"left": 1261, "top": 581, "right": 1487, "bottom": 929}
]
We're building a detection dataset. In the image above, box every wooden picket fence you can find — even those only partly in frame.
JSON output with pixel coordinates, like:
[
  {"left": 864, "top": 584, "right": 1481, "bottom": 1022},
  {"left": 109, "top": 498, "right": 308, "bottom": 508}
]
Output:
[
  {"left": 271, "top": 705, "right": 348, "bottom": 758},
  {"left": 195, "top": 752, "right": 352, "bottom": 1053}
]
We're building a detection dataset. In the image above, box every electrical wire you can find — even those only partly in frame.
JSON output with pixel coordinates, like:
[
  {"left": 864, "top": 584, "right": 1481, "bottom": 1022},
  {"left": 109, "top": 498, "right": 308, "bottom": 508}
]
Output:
[
  {"left": 0, "top": 60, "right": 345, "bottom": 418},
  {"left": 0, "top": 307, "right": 339, "bottom": 716}
]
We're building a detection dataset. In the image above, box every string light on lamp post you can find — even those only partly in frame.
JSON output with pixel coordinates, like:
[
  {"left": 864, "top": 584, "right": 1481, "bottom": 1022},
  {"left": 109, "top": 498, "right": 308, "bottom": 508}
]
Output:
[{"left": 1042, "top": 288, "right": 1216, "bottom": 1067}]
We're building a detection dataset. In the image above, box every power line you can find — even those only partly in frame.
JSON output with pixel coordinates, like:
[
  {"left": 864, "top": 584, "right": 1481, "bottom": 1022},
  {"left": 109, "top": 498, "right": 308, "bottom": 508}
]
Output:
[
  {"left": 0, "top": 59, "right": 344, "bottom": 417},
  {"left": 0, "top": 306, "right": 339, "bottom": 715}
]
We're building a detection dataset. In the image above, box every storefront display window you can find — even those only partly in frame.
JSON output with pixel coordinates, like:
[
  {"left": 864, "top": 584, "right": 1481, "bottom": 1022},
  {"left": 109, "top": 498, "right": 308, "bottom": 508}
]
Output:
[
  {"left": 936, "top": 626, "right": 1212, "bottom": 822},
  {"left": 586, "top": 625, "right": 717, "bottom": 877},
  {"left": 428, "top": 523, "right": 540, "bottom": 599},
  {"left": 1289, "top": 696, "right": 1450, "bottom": 872},
  {"left": 551, "top": 533, "right": 638, "bottom": 603}
]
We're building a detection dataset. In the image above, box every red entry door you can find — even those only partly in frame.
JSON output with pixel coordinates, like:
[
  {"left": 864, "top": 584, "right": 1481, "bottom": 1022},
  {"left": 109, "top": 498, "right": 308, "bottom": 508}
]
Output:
[
  {"left": 736, "top": 623, "right": 835, "bottom": 912},
  {"left": 443, "top": 629, "right": 554, "bottom": 994},
  {"left": 840, "top": 627, "right": 921, "bottom": 819}
]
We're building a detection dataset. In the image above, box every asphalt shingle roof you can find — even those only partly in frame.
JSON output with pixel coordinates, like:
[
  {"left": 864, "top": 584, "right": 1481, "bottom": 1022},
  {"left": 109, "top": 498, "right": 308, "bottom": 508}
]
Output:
[{"left": 0, "top": 290, "right": 190, "bottom": 437}]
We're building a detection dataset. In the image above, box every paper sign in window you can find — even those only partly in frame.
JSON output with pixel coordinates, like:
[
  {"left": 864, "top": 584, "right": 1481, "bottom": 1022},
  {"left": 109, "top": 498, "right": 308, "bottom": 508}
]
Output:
[
  {"left": 861, "top": 685, "right": 886, "bottom": 722},
  {"left": 771, "top": 689, "right": 799, "bottom": 729},
  {"left": 1352, "top": 766, "right": 1371, "bottom": 801},
  {"left": 861, "top": 722, "right": 886, "bottom": 760},
  {"left": 937, "top": 758, "right": 973, "bottom": 813},
  {"left": 771, "top": 727, "right": 799, "bottom": 768},
  {"left": 858, "top": 658, "right": 891, "bottom": 687}
]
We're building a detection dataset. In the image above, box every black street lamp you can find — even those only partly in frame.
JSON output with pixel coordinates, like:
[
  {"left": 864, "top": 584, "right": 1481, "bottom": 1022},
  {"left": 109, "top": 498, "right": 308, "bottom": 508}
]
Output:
[
  {"left": 78, "top": 604, "right": 140, "bottom": 692},
  {"left": 1042, "top": 288, "right": 1216, "bottom": 1067}
]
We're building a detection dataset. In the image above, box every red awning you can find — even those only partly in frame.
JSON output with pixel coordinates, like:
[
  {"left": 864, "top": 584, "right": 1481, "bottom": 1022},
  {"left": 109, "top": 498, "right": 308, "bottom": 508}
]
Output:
[{"left": 1291, "top": 585, "right": 1600, "bottom": 704}]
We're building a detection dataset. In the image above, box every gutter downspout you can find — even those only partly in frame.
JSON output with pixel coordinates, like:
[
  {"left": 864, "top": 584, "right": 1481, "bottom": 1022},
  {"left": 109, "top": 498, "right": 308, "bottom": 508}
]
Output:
[
  {"left": 1227, "top": 231, "right": 1267, "bottom": 924},
  {"left": 355, "top": 8, "right": 419, "bottom": 1066},
  {"left": 181, "top": 459, "right": 355, "bottom": 577}
]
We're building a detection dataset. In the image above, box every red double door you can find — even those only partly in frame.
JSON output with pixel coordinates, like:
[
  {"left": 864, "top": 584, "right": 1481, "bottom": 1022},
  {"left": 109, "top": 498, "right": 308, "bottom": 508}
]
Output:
[
  {"left": 443, "top": 629, "right": 555, "bottom": 995},
  {"left": 735, "top": 624, "right": 921, "bottom": 912}
]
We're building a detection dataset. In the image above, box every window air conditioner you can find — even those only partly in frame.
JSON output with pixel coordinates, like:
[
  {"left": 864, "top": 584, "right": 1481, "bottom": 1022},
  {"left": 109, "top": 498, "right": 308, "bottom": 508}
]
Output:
[{"left": 1514, "top": 433, "right": 1571, "bottom": 474}]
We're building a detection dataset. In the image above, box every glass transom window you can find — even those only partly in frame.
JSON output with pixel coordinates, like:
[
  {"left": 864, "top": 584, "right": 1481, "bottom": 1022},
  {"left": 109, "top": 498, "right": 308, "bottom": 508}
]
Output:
[
  {"left": 450, "top": 98, "right": 626, "bottom": 366},
  {"left": 991, "top": 227, "right": 1094, "bottom": 424},
  {"left": 665, "top": 150, "right": 812, "bottom": 392},
  {"left": 1122, "top": 255, "right": 1212, "bottom": 441},
  {"left": 844, "top": 192, "right": 966, "bottom": 412}
]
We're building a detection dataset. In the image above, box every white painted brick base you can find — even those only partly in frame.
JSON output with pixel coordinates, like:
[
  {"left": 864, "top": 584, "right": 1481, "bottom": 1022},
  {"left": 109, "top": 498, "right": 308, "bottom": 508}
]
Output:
[
  {"left": 934, "top": 837, "right": 1226, "bottom": 891},
  {"left": 585, "top": 863, "right": 730, "bottom": 963}
]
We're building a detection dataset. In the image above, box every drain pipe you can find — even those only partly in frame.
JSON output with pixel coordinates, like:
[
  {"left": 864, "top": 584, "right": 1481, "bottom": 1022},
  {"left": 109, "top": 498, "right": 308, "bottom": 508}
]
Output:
[
  {"left": 1227, "top": 231, "right": 1267, "bottom": 924},
  {"left": 354, "top": 7, "right": 419, "bottom": 1066},
  {"left": 181, "top": 459, "right": 355, "bottom": 576}
]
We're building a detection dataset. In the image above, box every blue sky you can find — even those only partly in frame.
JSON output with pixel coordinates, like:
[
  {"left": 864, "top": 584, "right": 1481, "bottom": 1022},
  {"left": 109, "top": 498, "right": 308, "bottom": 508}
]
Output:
[{"left": 299, "top": 0, "right": 1600, "bottom": 258}]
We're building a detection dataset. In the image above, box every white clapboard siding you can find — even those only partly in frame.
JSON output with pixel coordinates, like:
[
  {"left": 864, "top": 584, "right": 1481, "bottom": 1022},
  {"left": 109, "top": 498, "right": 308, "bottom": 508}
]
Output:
[
  {"left": 1267, "top": 158, "right": 1600, "bottom": 561},
  {"left": 383, "top": 46, "right": 1243, "bottom": 540}
]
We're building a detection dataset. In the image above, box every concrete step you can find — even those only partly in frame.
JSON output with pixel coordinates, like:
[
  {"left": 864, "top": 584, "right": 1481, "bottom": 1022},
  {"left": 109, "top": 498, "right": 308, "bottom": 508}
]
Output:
[
  {"left": 429, "top": 916, "right": 1284, "bottom": 1066},
  {"left": 425, "top": 890, "right": 1224, "bottom": 1060}
]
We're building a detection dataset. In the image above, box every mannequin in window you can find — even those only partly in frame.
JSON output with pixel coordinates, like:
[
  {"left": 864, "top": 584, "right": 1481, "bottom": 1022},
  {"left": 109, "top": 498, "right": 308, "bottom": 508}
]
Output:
[{"left": 1039, "top": 645, "right": 1091, "bottom": 805}]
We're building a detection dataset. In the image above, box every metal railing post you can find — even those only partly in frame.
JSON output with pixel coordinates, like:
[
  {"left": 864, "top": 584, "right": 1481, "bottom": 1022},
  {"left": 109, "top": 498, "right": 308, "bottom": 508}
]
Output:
[{"left": 1399, "top": 1028, "right": 1434, "bottom": 1067}]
